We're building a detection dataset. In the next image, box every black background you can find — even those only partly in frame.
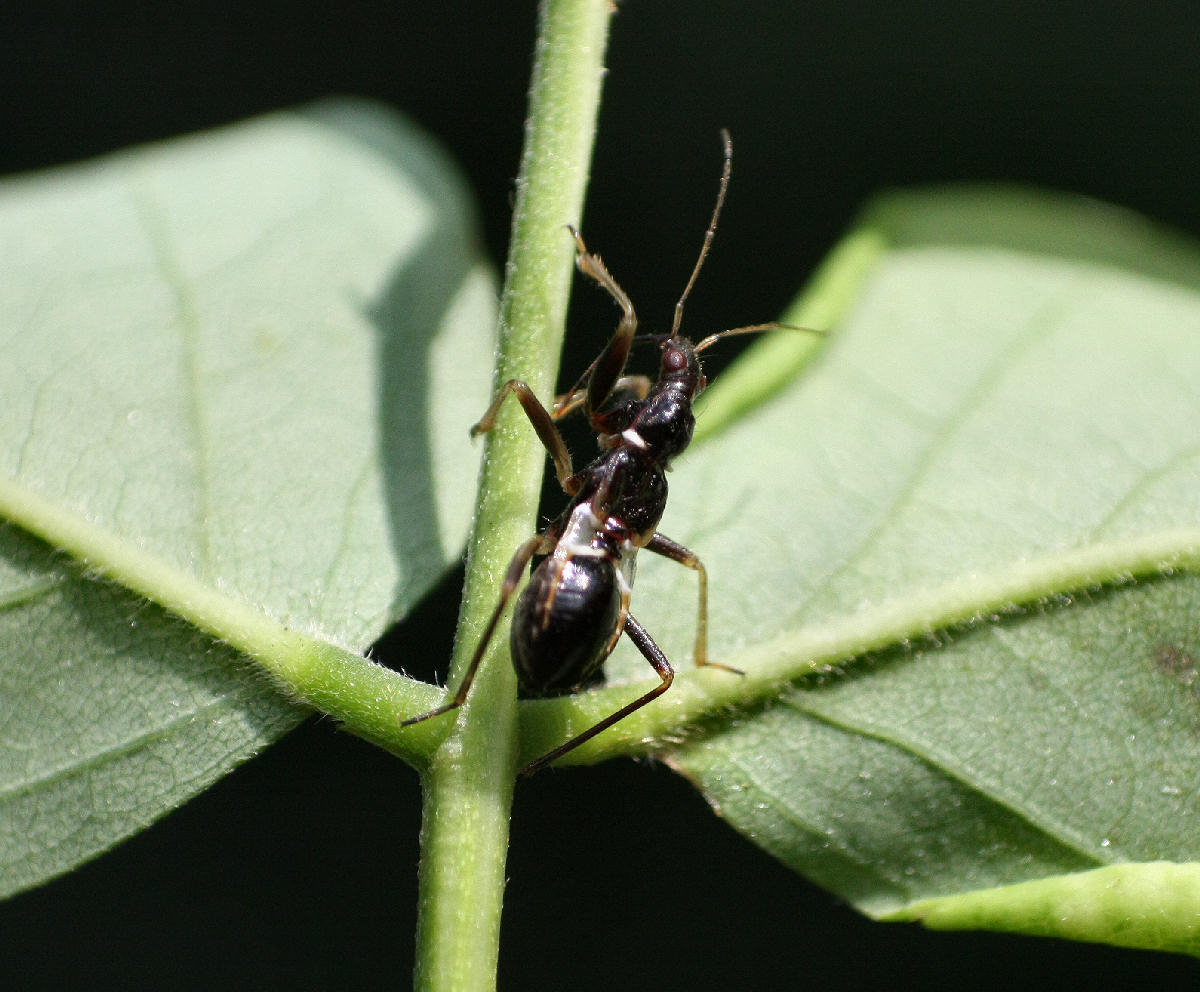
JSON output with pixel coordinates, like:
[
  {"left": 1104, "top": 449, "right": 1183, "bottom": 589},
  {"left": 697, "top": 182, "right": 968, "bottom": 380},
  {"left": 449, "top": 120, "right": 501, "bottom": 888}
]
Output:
[{"left": 5, "top": 2, "right": 1200, "bottom": 989}]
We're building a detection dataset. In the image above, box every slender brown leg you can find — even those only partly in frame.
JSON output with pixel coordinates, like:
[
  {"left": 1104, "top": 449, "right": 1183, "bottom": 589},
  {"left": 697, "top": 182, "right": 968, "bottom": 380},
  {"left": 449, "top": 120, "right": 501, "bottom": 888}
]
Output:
[
  {"left": 553, "top": 374, "right": 653, "bottom": 420},
  {"left": 551, "top": 354, "right": 600, "bottom": 419},
  {"left": 567, "top": 225, "right": 639, "bottom": 417},
  {"left": 519, "top": 613, "right": 673, "bottom": 777},
  {"left": 401, "top": 533, "right": 551, "bottom": 726},
  {"left": 470, "top": 379, "right": 578, "bottom": 494},
  {"left": 645, "top": 533, "right": 743, "bottom": 675}
]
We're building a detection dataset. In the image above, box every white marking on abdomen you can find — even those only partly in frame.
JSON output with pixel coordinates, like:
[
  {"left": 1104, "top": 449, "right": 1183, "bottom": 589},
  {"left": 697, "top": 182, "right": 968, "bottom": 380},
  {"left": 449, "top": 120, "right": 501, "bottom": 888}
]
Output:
[
  {"left": 615, "top": 539, "right": 638, "bottom": 596},
  {"left": 557, "top": 503, "right": 606, "bottom": 558}
]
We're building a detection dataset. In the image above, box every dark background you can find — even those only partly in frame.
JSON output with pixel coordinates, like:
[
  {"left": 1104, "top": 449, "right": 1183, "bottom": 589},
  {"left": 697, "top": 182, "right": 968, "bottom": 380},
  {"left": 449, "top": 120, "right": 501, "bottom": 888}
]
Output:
[{"left": 4, "top": 2, "right": 1200, "bottom": 989}]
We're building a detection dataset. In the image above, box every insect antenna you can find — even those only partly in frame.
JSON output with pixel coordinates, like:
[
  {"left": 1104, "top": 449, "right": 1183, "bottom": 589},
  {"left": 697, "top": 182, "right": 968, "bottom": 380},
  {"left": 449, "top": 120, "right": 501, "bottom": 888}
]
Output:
[
  {"left": 693, "top": 322, "right": 826, "bottom": 354},
  {"left": 670, "top": 129, "right": 733, "bottom": 340}
]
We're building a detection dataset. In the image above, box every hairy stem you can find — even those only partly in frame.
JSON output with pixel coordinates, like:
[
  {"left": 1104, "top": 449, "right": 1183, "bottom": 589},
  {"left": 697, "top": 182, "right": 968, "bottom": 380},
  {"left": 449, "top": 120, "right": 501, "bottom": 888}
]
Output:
[{"left": 412, "top": 1, "right": 614, "bottom": 989}]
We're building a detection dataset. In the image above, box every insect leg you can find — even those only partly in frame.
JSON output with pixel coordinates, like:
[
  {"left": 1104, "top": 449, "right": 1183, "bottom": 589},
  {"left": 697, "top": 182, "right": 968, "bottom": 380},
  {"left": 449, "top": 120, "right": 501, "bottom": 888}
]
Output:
[
  {"left": 519, "top": 613, "right": 673, "bottom": 778},
  {"left": 553, "top": 374, "right": 652, "bottom": 420},
  {"left": 566, "top": 225, "right": 639, "bottom": 418},
  {"left": 645, "top": 533, "right": 743, "bottom": 675},
  {"left": 470, "top": 379, "right": 578, "bottom": 494},
  {"left": 401, "top": 533, "right": 551, "bottom": 727}
]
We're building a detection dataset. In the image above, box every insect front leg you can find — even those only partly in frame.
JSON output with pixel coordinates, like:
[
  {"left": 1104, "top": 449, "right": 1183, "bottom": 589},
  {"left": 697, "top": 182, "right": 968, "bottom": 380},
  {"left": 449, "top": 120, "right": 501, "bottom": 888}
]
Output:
[
  {"left": 645, "top": 532, "right": 743, "bottom": 675},
  {"left": 566, "top": 225, "right": 639, "bottom": 418},
  {"left": 401, "top": 532, "right": 552, "bottom": 727},
  {"left": 470, "top": 379, "right": 578, "bottom": 494},
  {"left": 553, "top": 374, "right": 652, "bottom": 420},
  {"left": 520, "top": 613, "right": 673, "bottom": 778}
]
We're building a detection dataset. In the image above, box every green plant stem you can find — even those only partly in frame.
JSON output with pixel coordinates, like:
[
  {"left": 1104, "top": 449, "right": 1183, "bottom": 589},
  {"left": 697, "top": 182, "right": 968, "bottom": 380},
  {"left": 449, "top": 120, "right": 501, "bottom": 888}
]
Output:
[{"left": 411, "top": 1, "right": 613, "bottom": 989}]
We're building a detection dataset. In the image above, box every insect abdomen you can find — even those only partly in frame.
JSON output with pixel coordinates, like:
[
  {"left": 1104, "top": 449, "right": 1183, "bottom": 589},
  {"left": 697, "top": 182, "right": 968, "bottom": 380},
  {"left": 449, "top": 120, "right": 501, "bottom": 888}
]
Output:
[{"left": 511, "top": 554, "right": 621, "bottom": 695}]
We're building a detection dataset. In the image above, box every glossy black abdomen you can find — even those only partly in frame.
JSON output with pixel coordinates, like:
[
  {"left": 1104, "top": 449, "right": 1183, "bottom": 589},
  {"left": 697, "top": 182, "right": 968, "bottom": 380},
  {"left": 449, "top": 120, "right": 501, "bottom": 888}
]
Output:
[{"left": 511, "top": 552, "right": 622, "bottom": 696}]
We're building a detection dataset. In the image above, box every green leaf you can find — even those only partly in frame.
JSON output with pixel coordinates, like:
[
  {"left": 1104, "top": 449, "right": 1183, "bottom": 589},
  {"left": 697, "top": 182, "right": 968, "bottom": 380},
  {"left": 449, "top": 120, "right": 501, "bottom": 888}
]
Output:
[
  {"left": 0, "top": 100, "right": 496, "bottom": 896},
  {"left": 520, "top": 188, "right": 1200, "bottom": 954}
]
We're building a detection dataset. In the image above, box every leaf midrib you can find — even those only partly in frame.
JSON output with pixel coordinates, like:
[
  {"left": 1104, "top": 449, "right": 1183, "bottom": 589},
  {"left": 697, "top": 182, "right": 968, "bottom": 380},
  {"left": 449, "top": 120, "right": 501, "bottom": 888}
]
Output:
[{"left": 520, "top": 527, "right": 1200, "bottom": 764}]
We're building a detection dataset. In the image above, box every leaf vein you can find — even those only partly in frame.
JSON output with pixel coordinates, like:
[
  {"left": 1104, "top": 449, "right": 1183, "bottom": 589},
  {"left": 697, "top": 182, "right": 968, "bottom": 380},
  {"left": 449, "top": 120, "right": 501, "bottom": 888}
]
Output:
[
  {"left": 783, "top": 293, "right": 1075, "bottom": 628},
  {"left": 125, "top": 175, "right": 214, "bottom": 576},
  {"left": 0, "top": 693, "right": 251, "bottom": 804}
]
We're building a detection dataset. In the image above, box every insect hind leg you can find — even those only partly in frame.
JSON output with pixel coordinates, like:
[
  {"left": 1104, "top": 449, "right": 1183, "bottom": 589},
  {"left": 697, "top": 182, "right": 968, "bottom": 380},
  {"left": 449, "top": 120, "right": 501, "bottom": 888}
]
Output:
[
  {"left": 519, "top": 612, "right": 673, "bottom": 777},
  {"left": 401, "top": 533, "right": 551, "bottom": 727}
]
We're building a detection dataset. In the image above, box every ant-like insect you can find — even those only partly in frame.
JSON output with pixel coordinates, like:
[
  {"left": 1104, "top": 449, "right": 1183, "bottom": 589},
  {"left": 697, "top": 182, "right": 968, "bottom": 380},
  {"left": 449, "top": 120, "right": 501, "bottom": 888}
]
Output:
[{"left": 403, "top": 131, "right": 796, "bottom": 777}]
